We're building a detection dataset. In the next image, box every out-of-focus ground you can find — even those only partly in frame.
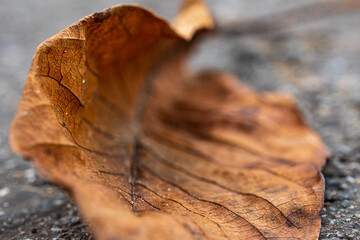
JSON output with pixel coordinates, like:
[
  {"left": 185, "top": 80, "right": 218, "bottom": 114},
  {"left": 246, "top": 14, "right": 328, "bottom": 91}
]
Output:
[{"left": 0, "top": 0, "right": 359, "bottom": 239}]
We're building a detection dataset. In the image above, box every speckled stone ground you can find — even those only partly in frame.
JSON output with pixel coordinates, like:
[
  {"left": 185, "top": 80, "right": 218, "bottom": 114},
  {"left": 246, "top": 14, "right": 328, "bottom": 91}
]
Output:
[{"left": 1, "top": 1, "right": 359, "bottom": 239}]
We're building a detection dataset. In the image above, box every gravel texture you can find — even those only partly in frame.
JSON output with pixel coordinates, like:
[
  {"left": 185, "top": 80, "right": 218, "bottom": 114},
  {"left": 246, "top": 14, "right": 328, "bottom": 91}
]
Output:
[{"left": 0, "top": 1, "right": 359, "bottom": 239}]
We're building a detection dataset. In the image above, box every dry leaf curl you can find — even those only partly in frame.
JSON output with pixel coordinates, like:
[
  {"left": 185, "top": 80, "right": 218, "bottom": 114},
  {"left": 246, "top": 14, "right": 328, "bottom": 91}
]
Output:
[{"left": 10, "top": 1, "right": 327, "bottom": 239}]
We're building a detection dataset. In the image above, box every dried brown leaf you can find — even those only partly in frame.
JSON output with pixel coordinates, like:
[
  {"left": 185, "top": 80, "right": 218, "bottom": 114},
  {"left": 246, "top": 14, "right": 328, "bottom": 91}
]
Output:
[{"left": 9, "top": 1, "right": 328, "bottom": 239}]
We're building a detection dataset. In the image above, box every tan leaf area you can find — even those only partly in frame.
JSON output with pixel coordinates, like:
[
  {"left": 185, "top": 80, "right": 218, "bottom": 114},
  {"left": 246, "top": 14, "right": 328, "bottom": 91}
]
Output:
[{"left": 9, "top": 1, "right": 328, "bottom": 239}]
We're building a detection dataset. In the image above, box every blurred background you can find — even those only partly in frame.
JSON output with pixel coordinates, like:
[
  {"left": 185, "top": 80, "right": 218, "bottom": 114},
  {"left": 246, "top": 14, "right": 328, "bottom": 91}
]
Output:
[{"left": 0, "top": 0, "right": 359, "bottom": 239}]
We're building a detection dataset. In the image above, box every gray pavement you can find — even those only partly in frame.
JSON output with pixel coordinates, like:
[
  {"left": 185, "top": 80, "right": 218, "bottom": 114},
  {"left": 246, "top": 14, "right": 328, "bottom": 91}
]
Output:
[{"left": 0, "top": 1, "right": 359, "bottom": 239}]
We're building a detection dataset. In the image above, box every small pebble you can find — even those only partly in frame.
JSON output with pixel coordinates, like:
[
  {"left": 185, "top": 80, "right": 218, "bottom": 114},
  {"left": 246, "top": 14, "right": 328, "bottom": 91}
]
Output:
[
  {"left": 356, "top": 178, "right": 360, "bottom": 184},
  {"left": 47, "top": 187, "right": 54, "bottom": 195},
  {"left": 51, "top": 226, "right": 62, "bottom": 233},
  {"left": 0, "top": 188, "right": 9, "bottom": 197},
  {"left": 54, "top": 199, "right": 64, "bottom": 206},
  {"left": 346, "top": 176, "right": 355, "bottom": 183},
  {"left": 341, "top": 200, "right": 349, "bottom": 208},
  {"left": 24, "top": 168, "right": 36, "bottom": 183}
]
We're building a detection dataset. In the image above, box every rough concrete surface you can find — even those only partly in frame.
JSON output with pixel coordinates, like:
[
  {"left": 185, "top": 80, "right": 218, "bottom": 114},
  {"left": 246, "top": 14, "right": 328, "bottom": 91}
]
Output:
[{"left": 0, "top": 0, "right": 359, "bottom": 239}]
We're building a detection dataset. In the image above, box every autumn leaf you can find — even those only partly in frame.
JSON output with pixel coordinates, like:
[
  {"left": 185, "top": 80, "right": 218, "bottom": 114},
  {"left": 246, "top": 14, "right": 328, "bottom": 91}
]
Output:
[{"left": 9, "top": 0, "right": 328, "bottom": 239}]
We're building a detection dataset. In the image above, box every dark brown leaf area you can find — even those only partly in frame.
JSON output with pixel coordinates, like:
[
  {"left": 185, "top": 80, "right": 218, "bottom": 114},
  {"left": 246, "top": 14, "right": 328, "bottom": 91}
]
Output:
[{"left": 9, "top": 3, "right": 327, "bottom": 240}]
